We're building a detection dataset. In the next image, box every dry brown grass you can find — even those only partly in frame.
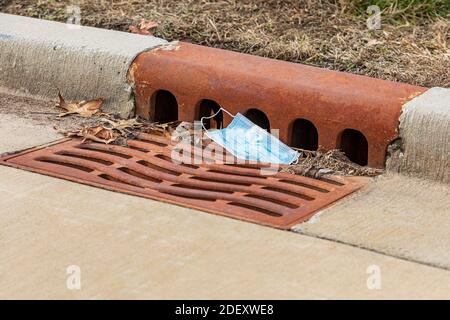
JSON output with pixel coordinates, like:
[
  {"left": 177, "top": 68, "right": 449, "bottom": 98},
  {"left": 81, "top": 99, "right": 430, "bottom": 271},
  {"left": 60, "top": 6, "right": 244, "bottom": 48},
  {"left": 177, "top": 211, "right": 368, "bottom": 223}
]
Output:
[{"left": 1, "top": 0, "right": 449, "bottom": 87}]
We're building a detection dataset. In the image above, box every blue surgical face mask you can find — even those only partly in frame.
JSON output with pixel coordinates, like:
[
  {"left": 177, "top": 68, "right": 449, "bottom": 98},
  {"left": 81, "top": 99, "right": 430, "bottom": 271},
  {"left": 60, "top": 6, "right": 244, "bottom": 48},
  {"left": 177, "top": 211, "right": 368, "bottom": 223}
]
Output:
[{"left": 201, "top": 108, "right": 300, "bottom": 165}]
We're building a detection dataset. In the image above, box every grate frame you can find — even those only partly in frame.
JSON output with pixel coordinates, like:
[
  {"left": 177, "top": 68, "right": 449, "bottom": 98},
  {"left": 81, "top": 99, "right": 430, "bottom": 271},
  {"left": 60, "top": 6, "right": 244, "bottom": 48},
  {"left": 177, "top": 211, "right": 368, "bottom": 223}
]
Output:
[{"left": 0, "top": 134, "right": 368, "bottom": 229}]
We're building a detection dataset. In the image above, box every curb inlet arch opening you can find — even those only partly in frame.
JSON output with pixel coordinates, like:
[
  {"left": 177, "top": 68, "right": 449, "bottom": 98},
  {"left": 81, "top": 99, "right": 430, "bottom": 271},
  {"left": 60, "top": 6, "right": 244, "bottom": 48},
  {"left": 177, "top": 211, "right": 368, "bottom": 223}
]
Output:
[{"left": 338, "top": 129, "right": 368, "bottom": 166}]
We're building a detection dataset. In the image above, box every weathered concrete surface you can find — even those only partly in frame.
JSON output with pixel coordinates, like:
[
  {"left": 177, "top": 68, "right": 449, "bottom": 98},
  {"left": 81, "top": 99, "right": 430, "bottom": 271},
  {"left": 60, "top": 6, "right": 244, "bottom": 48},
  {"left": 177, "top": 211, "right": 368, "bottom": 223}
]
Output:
[
  {"left": 387, "top": 87, "right": 450, "bottom": 184},
  {"left": 294, "top": 174, "right": 450, "bottom": 270},
  {"left": 0, "top": 111, "right": 450, "bottom": 299},
  {"left": 0, "top": 13, "right": 167, "bottom": 117},
  {"left": 1, "top": 166, "right": 450, "bottom": 299},
  {"left": 0, "top": 113, "right": 62, "bottom": 154}
]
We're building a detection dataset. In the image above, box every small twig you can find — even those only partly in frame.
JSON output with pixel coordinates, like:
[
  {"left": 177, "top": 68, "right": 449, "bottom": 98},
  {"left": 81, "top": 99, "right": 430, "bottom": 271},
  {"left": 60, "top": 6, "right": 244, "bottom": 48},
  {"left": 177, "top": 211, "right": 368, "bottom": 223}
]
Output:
[{"left": 30, "top": 112, "right": 59, "bottom": 115}]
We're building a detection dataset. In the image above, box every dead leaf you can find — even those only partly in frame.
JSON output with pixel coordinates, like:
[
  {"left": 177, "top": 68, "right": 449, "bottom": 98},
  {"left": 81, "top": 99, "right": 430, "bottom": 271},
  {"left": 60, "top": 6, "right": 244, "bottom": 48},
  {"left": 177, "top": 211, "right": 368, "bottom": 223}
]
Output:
[
  {"left": 129, "top": 19, "right": 158, "bottom": 36},
  {"left": 144, "top": 120, "right": 179, "bottom": 138},
  {"left": 59, "top": 112, "right": 179, "bottom": 144},
  {"left": 77, "top": 126, "right": 118, "bottom": 144},
  {"left": 102, "top": 117, "right": 141, "bottom": 134},
  {"left": 63, "top": 117, "right": 144, "bottom": 144},
  {"left": 56, "top": 92, "right": 104, "bottom": 117}
]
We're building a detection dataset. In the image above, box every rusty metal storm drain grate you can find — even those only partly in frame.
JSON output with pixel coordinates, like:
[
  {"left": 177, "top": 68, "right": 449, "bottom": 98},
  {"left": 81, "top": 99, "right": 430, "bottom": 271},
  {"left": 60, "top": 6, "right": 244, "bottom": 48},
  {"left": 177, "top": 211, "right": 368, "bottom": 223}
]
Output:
[{"left": 0, "top": 133, "right": 368, "bottom": 229}]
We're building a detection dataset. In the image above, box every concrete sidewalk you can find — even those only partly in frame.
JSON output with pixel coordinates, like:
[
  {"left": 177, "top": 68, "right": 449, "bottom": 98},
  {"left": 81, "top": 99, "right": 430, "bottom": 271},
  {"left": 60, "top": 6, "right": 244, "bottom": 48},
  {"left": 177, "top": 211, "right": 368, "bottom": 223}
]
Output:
[
  {"left": 0, "top": 96, "right": 449, "bottom": 299},
  {"left": 294, "top": 174, "right": 450, "bottom": 270}
]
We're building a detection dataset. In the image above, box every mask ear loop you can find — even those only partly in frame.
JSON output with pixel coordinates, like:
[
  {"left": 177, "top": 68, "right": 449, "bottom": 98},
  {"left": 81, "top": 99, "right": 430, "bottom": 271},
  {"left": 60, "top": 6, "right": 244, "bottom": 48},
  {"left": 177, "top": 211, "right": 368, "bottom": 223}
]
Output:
[
  {"left": 200, "top": 107, "right": 235, "bottom": 132},
  {"left": 291, "top": 152, "right": 301, "bottom": 165}
]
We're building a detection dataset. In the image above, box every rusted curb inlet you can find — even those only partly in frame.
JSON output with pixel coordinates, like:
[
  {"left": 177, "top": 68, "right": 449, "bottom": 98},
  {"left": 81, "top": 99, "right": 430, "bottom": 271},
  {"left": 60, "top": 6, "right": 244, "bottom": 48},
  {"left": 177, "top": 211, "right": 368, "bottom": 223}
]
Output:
[{"left": 130, "top": 42, "right": 426, "bottom": 168}]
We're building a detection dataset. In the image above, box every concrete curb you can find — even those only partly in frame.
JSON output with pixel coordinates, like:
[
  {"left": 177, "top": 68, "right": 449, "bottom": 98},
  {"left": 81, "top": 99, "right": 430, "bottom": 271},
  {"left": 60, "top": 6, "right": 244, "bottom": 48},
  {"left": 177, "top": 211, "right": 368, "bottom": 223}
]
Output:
[
  {"left": 387, "top": 87, "right": 450, "bottom": 184},
  {"left": 0, "top": 13, "right": 166, "bottom": 117}
]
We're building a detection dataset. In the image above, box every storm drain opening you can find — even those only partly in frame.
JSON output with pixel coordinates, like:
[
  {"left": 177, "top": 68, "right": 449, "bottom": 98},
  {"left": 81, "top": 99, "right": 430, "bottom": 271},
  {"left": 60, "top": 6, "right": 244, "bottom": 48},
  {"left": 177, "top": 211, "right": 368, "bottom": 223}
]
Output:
[
  {"left": 0, "top": 135, "right": 367, "bottom": 229},
  {"left": 291, "top": 119, "right": 319, "bottom": 151},
  {"left": 197, "top": 99, "right": 223, "bottom": 129},
  {"left": 244, "top": 108, "right": 270, "bottom": 132},
  {"left": 152, "top": 90, "right": 178, "bottom": 123},
  {"left": 338, "top": 129, "right": 368, "bottom": 166}
]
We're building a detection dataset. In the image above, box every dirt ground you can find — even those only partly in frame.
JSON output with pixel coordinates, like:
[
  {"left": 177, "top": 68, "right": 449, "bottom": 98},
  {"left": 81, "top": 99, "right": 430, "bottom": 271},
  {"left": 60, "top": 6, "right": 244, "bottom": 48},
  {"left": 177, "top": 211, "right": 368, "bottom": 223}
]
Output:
[
  {"left": 0, "top": 89, "right": 97, "bottom": 133},
  {"left": 1, "top": 0, "right": 449, "bottom": 88}
]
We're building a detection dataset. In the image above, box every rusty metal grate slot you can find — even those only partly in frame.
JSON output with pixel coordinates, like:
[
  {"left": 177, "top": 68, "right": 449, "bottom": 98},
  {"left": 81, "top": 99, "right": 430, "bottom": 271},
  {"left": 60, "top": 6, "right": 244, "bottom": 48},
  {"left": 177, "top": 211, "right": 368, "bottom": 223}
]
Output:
[{"left": 0, "top": 137, "right": 368, "bottom": 229}]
